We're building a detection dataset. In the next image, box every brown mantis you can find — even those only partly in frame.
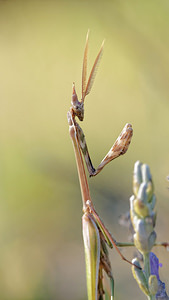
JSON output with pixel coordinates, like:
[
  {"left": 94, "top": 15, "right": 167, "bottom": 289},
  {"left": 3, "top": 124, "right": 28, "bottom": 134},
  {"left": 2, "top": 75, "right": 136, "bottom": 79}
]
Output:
[
  {"left": 68, "top": 31, "right": 133, "bottom": 178},
  {"left": 67, "top": 32, "right": 136, "bottom": 300}
]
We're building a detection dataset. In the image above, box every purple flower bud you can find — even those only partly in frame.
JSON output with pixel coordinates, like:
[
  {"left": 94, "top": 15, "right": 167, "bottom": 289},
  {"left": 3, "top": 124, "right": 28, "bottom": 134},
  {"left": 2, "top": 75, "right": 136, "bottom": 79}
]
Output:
[
  {"left": 149, "top": 253, "right": 169, "bottom": 299},
  {"left": 149, "top": 252, "right": 161, "bottom": 280}
]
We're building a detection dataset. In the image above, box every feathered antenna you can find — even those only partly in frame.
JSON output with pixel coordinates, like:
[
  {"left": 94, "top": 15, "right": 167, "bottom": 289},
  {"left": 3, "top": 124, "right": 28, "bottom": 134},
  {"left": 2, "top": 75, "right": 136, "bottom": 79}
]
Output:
[
  {"left": 82, "top": 30, "right": 89, "bottom": 102},
  {"left": 81, "top": 31, "right": 104, "bottom": 103}
]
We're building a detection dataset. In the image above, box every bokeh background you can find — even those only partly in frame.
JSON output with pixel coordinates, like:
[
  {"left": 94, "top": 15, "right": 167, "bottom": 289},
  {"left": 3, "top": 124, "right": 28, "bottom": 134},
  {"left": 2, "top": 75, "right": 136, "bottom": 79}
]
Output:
[{"left": 0, "top": 0, "right": 169, "bottom": 299}]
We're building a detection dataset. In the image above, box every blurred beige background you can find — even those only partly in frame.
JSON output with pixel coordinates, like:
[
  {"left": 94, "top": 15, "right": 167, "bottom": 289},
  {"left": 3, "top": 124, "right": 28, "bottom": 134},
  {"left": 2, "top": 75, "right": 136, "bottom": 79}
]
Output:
[{"left": 0, "top": 0, "right": 169, "bottom": 299}]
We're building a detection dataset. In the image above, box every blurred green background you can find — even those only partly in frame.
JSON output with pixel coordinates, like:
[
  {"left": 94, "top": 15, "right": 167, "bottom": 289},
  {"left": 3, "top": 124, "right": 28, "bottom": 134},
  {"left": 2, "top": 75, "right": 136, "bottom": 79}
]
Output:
[{"left": 0, "top": 0, "right": 169, "bottom": 299}]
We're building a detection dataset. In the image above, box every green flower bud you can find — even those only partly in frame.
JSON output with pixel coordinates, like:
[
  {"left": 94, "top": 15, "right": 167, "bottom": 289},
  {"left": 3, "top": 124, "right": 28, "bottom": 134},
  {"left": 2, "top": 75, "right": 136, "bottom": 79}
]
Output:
[
  {"left": 148, "top": 194, "right": 156, "bottom": 211},
  {"left": 133, "top": 161, "right": 142, "bottom": 195},
  {"left": 133, "top": 218, "right": 156, "bottom": 253},
  {"left": 146, "top": 181, "right": 154, "bottom": 203},
  {"left": 134, "top": 232, "right": 149, "bottom": 254},
  {"left": 148, "top": 231, "right": 157, "bottom": 251},
  {"left": 133, "top": 198, "right": 149, "bottom": 218},
  {"left": 134, "top": 233, "right": 156, "bottom": 254},
  {"left": 138, "top": 182, "right": 148, "bottom": 204},
  {"left": 131, "top": 214, "right": 139, "bottom": 233},
  {"left": 132, "top": 258, "right": 149, "bottom": 296},
  {"left": 148, "top": 275, "right": 158, "bottom": 295},
  {"left": 142, "top": 164, "right": 152, "bottom": 183}
]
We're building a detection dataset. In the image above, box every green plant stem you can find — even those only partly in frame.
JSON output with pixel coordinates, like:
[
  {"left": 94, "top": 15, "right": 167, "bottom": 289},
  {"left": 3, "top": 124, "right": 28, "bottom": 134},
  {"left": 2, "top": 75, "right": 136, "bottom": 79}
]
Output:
[
  {"left": 143, "top": 253, "right": 156, "bottom": 300},
  {"left": 117, "top": 242, "right": 169, "bottom": 248},
  {"left": 116, "top": 242, "right": 135, "bottom": 247},
  {"left": 143, "top": 253, "right": 150, "bottom": 282},
  {"left": 147, "top": 295, "right": 156, "bottom": 300}
]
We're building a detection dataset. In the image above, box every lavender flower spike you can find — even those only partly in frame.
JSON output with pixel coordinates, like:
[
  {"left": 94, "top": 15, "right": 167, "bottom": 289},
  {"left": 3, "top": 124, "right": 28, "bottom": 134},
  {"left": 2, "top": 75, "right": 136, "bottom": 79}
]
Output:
[{"left": 149, "top": 252, "right": 169, "bottom": 300}]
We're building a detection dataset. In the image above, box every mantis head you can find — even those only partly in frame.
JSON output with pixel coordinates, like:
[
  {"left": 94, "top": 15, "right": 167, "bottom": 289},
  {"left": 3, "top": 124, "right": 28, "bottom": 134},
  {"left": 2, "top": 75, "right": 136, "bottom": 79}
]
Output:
[{"left": 71, "top": 82, "right": 84, "bottom": 121}]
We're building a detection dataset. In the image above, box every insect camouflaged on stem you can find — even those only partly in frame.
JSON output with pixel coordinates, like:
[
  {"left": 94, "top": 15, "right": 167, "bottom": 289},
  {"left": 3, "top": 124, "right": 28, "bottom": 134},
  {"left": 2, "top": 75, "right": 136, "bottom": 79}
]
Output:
[
  {"left": 68, "top": 31, "right": 133, "bottom": 179},
  {"left": 67, "top": 31, "right": 138, "bottom": 300}
]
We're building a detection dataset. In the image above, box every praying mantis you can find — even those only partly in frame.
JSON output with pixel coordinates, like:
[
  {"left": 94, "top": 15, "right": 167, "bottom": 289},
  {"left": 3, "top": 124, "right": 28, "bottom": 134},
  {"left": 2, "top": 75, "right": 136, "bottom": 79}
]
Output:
[
  {"left": 68, "top": 32, "right": 133, "bottom": 178},
  {"left": 67, "top": 31, "right": 136, "bottom": 300}
]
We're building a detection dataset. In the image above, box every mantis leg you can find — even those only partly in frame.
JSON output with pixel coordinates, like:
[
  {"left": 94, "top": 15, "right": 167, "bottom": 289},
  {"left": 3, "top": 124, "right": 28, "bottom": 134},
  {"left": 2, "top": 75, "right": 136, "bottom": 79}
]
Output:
[
  {"left": 110, "top": 277, "right": 114, "bottom": 300},
  {"left": 86, "top": 200, "right": 141, "bottom": 269},
  {"left": 100, "top": 236, "right": 114, "bottom": 300},
  {"left": 76, "top": 122, "right": 133, "bottom": 177},
  {"left": 76, "top": 122, "right": 96, "bottom": 176}
]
